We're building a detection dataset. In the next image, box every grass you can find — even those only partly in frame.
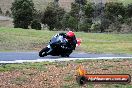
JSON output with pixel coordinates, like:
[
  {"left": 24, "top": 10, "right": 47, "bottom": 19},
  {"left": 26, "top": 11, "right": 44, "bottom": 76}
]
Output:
[
  {"left": 0, "top": 59, "right": 132, "bottom": 88},
  {"left": 0, "top": 62, "right": 50, "bottom": 72},
  {"left": 0, "top": 27, "right": 132, "bottom": 54}
]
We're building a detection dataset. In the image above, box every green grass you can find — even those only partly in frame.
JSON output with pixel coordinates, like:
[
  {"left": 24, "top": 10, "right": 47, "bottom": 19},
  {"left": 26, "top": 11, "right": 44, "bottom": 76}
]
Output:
[
  {"left": 0, "top": 27, "right": 132, "bottom": 54},
  {"left": 0, "top": 62, "right": 50, "bottom": 72}
]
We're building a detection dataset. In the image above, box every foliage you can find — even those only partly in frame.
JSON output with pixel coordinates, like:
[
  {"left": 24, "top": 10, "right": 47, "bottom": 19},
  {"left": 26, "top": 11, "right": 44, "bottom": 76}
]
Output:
[
  {"left": 90, "top": 21, "right": 101, "bottom": 32},
  {"left": 67, "top": 16, "right": 78, "bottom": 31},
  {"left": 78, "top": 23, "right": 91, "bottom": 32},
  {"left": 31, "top": 20, "right": 41, "bottom": 30},
  {"left": 61, "top": 13, "right": 70, "bottom": 30},
  {"left": 84, "top": 2, "right": 94, "bottom": 18},
  {"left": 70, "top": 3, "right": 80, "bottom": 18},
  {"left": 108, "top": 21, "right": 122, "bottom": 32},
  {"left": 55, "top": 6, "right": 65, "bottom": 29},
  {"left": 75, "top": 0, "right": 87, "bottom": 5},
  {"left": 41, "top": 2, "right": 65, "bottom": 30},
  {"left": 11, "top": 0, "right": 35, "bottom": 29},
  {"left": 9, "top": 0, "right": 132, "bottom": 33},
  {"left": 126, "top": 3, "right": 132, "bottom": 17},
  {"left": 33, "top": 10, "right": 43, "bottom": 22},
  {"left": 100, "top": 18, "right": 111, "bottom": 32},
  {"left": 104, "top": 2, "right": 125, "bottom": 20}
]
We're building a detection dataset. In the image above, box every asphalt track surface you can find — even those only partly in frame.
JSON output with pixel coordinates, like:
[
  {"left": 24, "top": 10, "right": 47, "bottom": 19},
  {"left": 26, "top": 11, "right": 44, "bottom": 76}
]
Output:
[{"left": 0, "top": 52, "right": 132, "bottom": 63}]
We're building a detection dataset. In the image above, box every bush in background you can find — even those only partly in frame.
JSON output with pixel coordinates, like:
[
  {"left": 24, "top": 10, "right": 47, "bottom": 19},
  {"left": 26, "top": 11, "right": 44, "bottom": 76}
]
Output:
[
  {"left": 11, "top": 0, "right": 35, "bottom": 29},
  {"left": 31, "top": 20, "right": 41, "bottom": 30},
  {"left": 126, "top": 4, "right": 132, "bottom": 18},
  {"left": 78, "top": 23, "right": 91, "bottom": 32},
  {"left": 41, "top": 2, "right": 65, "bottom": 30},
  {"left": 90, "top": 21, "right": 101, "bottom": 32},
  {"left": 104, "top": 2, "right": 125, "bottom": 20}
]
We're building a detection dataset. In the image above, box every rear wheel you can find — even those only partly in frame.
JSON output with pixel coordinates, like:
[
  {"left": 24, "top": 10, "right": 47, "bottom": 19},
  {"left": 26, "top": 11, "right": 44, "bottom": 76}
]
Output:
[{"left": 39, "top": 47, "right": 50, "bottom": 57}]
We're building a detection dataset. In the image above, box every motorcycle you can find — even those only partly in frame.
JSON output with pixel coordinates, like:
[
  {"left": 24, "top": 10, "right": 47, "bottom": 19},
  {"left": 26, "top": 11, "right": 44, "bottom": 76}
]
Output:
[{"left": 39, "top": 35, "right": 81, "bottom": 57}]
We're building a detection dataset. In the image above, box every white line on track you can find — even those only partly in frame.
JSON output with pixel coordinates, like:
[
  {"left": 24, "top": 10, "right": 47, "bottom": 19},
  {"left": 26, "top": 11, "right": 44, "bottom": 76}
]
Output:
[{"left": 0, "top": 57, "right": 132, "bottom": 64}]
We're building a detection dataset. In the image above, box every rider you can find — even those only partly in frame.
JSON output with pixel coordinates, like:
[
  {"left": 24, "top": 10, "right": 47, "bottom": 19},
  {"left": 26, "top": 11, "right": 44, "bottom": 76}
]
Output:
[{"left": 56, "top": 31, "right": 77, "bottom": 51}]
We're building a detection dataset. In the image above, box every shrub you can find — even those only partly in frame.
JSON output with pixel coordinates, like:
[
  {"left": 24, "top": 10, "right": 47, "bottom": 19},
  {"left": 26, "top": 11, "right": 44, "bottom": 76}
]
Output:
[
  {"left": 90, "top": 21, "right": 101, "bottom": 32},
  {"left": 31, "top": 20, "right": 41, "bottom": 30},
  {"left": 126, "top": 4, "right": 132, "bottom": 17},
  {"left": 67, "top": 16, "right": 78, "bottom": 31},
  {"left": 78, "top": 23, "right": 91, "bottom": 32},
  {"left": 11, "top": 0, "right": 35, "bottom": 29},
  {"left": 108, "top": 21, "right": 122, "bottom": 33},
  {"left": 104, "top": 2, "right": 125, "bottom": 20},
  {"left": 84, "top": 2, "right": 94, "bottom": 18},
  {"left": 41, "top": 2, "right": 65, "bottom": 30}
]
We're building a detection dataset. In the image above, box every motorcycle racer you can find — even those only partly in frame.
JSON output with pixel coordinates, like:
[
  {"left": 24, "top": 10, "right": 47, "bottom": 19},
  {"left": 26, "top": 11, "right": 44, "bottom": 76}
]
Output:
[
  {"left": 39, "top": 31, "right": 80, "bottom": 57},
  {"left": 55, "top": 31, "right": 77, "bottom": 51}
]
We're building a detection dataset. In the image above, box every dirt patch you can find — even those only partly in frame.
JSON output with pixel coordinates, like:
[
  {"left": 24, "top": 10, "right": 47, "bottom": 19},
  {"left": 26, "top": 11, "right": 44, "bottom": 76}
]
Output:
[{"left": 0, "top": 59, "right": 132, "bottom": 88}]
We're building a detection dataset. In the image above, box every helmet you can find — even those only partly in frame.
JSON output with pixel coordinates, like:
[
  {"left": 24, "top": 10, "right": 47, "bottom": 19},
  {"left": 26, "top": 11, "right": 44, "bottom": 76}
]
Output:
[{"left": 66, "top": 31, "right": 75, "bottom": 38}]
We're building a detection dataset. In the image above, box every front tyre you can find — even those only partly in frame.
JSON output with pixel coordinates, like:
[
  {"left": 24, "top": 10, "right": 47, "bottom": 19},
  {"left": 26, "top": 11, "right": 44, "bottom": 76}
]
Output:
[{"left": 39, "top": 47, "right": 50, "bottom": 57}]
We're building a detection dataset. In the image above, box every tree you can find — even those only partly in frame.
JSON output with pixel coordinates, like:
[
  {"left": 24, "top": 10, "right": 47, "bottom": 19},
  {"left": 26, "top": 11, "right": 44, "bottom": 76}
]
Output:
[
  {"left": 75, "top": 0, "right": 87, "bottom": 5},
  {"left": 67, "top": 16, "right": 78, "bottom": 31},
  {"left": 79, "top": 23, "right": 91, "bottom": 32},
  {"left": 70, "top": 3, "right": 80, "bottom": 18},
  {"left": 31, "top": 20, "right": 41, "bottom": 30},
  {"left": 61, "top": 13, "right": 70, "bottom": 30},
  {"left": 11, "top": 0, "right": 35, "bottom": 29},
  {"left": 33, "top": 10, "right": 43, "bottom": 22},
  {"left": 41, "top": 3, "right": 65, "bottom": 30},
  {"left": 84, "top": 2, "right": 94, "bottom": 18},
  {"left": 104, "top": 2, "right": 125, "bottom": 20},
  {"left": 126, "top": 4, "right": 132, "bottom": 17}
]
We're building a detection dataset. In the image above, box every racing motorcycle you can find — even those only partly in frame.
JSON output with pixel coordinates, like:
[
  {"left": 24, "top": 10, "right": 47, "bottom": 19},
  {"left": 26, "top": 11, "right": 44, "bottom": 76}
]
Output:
[{"left": 39, "top": 35, "right": 81, "bottom": 57}]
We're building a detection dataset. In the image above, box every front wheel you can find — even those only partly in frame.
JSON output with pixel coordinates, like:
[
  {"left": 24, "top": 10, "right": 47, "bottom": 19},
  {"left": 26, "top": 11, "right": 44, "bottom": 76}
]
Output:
[{"left": 39, "top": 47, "right": 50, "bottom": 57}]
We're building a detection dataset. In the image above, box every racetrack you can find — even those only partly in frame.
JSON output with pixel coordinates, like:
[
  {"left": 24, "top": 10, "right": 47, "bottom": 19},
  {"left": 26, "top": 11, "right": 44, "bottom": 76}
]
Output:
[{"left": 0, "top": 52, "right": 132, "bottom": 63}]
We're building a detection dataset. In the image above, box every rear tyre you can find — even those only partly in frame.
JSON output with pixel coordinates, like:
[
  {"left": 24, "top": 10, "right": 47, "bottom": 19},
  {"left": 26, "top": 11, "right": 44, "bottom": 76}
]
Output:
[{"left": 39, "top": 47, "right": 50, "bottom": 57}]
